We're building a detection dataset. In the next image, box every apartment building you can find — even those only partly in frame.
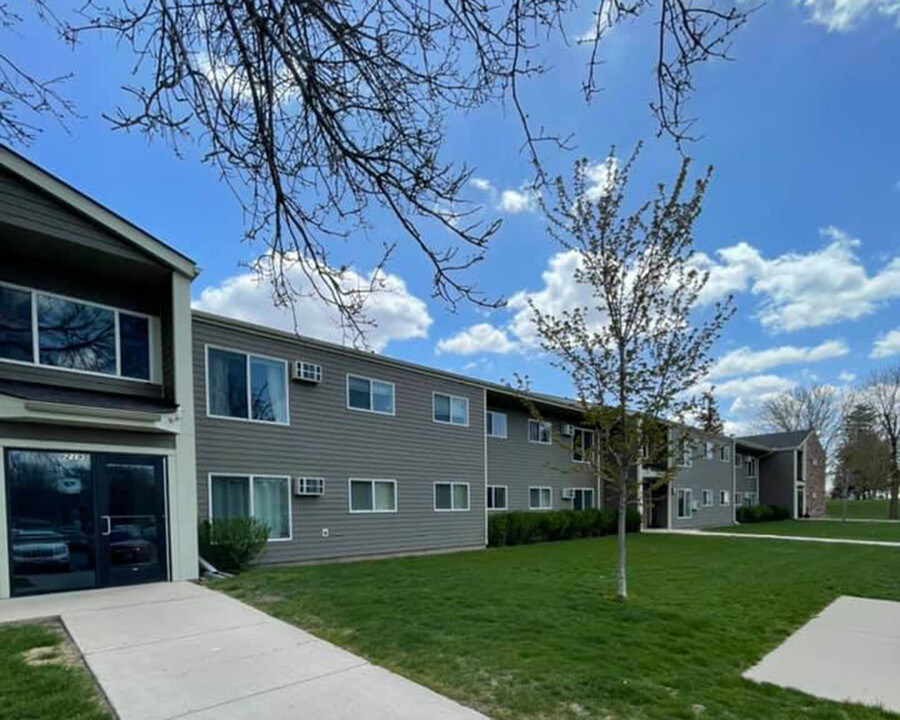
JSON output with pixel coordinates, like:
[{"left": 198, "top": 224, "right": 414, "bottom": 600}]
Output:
[{"left": 0, "top": 148, "right": 820, "bottom": 597}]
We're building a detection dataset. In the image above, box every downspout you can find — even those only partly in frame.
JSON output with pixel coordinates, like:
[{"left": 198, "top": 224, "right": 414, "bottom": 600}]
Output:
[{"left": 732, "top": 438, "right": 737, "bottom": 526}]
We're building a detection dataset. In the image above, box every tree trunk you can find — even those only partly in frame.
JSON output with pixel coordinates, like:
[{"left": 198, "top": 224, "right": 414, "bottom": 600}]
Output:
[
  {"left": 616, "top": 467, "right": 628, "bottom": 601},
  {"left": 890, "top": 438, "right": 899, "bottom": 520}
]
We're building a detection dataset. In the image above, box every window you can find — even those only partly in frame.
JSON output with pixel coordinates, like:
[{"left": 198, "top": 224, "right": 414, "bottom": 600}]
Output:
[
  {"left": 734, "top": 491, "right": 743, "bottom": 506},
  {"left": 720, "top": 445, "right": 731, "bottom": 463},
  {"left": 349, "top": 479, "right": 397, "bottom": 513},
  {"left": 701, "top": 489, "right": 713, "bottom": 507},
  {"left": 486, "top": 485, "right": 508, "bottom": 511},
  {"left": 677, "top": 489, "right": 693, "bottom": 519},
  {"left": 572, "top": 428, "right": 595, "bottom": 463},
  {"left": 486, "top": 411, "right": 508, "bottom": 438},
  {"left": 704, "top": 442, "right": 715, "bottom": 460},
  {"left": 434, "top": 393, "right": 469, "bottom": 426},
  {"left": 573, "top": 488, "right": 595, "bottom": 510},
  {"left": 744, "top": 492, "right": 757, "bottom": 507},
  {"left": 528, "top": 419, "right": 552, "bottom": 445},
  {"left": 529, "top": 486, "right": 552, "bottom": 510},
  {"left": 207, "top": 347, "right": 288, "bottom": 424},
  {"left": 719, "top": 490, "right": 731, "bottom": 506},
  {"left": 209, "top": 474, "right": 291, "bottom": 540},
  {"left": 435, "top": 482, "right": 470, "bottom": 511},
  {"left": 734, "top": 452, "right": 742, "bottom": 468},
  {"left": 746, "top": 457, "right": 758, "bottom": 478},
  {"left": 347, "top": 375, "right": 395, "bottom": 415},
  {"left": 680, "top": 438, "right": 693, "bottom": 467},
  {"left": 0, "top": 282, "right": 154, "bottom": 380}
]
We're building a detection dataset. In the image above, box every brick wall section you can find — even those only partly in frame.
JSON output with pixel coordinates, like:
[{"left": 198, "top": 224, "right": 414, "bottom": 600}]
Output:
[{"left": 805, "top": 434, "right": 827, "bottom": 517}]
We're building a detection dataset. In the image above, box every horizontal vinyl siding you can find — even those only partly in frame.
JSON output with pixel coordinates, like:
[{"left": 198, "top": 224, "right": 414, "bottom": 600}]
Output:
[
  {"left": 193, "top": 318, "right": 486, "bottom": 564},
  {"left": 759, "top": 452, "right": 794, "bottom": 511},
  {"left": 672, "top": 433, "right": 734, "bottom": 529},
  {"left": 0, "top": 170, "right": 154, "bottom": 265},
  {"left": 486, "top": 407, "right": 594, "bottom": 512}
]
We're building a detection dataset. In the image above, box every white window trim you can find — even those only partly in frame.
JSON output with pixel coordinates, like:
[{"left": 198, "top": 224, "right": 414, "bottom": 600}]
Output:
[
  {"left": 529, "top": 485, "right": 553, "bottom": 510},
  {"left": 680, "top": 438, "right": 693, "bottom": 468},
  {"left": 486, "top": 411, "right": 508, "bottom": 439},
  {"left": 719, "top": 490, "right": 731, "bottom": 506},
  {"left": 735, "top": 491, "right": 743, "bottom": 506},
  {"left": 705, "top": 442, "right": 715, "bottom": 460},
  {"left": 486, "top": 484, "right": 508, "bottom": 511},
  {"left": 744, "top": 492, "right": 757, "bottom": 506},
  {"left": 0, "top": 279, "right": 159, "bottom": 384},
  {"left": 701, "top": 489, "right": 714, "bottom": 507},
  {"left": 207, "top": 473, "right": 293, "bottom": 542},
  {"left": 528, "top": 419, "right": 552, "bottom": 445},
  {"left": 746, "top": 457, "right": 758, "bottom": 478},
  {"left": 734, "top": 452, "right": 742, "bottom": 468},
  {"left": 346, "top": 374, "right": 396, "bottom": 416},
  {"left": 432, "top": 392, "right": 470, "bottom": 427},
  {"left": 572, "top": 428, "right": 596, "bottom": 464},
  {"left": 720, "top": 445, "right": 731, "bottom": 463},
  {"left": 433, "top": 481, "right": 471, "bottom": 512},
  {"left": 677, "top": 488, "right": 693, "bottom": 519},
  {"left": 572, "top": 487, "right": 595, "bottom": 509},
  {"left": 347, "top": 478, "right": 398, "bottom": 514},
  {"left": 205, "top": 344, "right": 290, "bottom": 426}
]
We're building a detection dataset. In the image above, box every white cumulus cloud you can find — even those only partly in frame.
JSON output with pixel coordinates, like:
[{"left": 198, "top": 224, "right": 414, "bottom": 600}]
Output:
[
  {"left": 436, "top": 323, "right": 519, "bottom": 355},
  {"left": 470, "top": 177, "right": 538, "bottom": 214},
  {"left": 838, "top": 371, "right": 858, "bottom": 383},
  {"left": 871, "top": 327, "right": 900, "bottom": 359},
  {"left": 802, "top": 0, "right": 900, "bottom": 32},
  {"left": 709, "top": 339, "right": 849, "bottom": 379},
  {"left": 193, "top": 258, "right": 432, "bottom": 352}
]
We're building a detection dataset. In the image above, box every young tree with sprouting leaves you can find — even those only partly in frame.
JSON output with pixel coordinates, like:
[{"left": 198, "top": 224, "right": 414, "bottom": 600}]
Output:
[{"left": 529, "top": 147, "right": 734, "bottom": 600}]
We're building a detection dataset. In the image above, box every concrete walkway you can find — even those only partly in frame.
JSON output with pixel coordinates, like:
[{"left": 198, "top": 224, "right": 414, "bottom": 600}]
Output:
[
  {"left": 0, "top": 582, "right": 488, "bottom": 720},
  {"left": 745, "top": 596, "right": 900, "bottom": 713},
  {"left": 647, "top": 528, "right": 900, "bottom": 548}
]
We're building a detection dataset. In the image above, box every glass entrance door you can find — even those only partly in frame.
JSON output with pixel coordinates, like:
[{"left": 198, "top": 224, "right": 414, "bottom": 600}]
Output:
[
  {"left": 6, "top": 449, "right": 168, "bottom": 597},
  {"left": 96, "top": 455, "right": 167, "bottom": 588}
]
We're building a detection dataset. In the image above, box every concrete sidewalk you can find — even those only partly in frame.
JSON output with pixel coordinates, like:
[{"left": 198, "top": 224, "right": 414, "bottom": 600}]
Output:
[
  {"left": 744, "top": 596, "right": 900, "bottom": 713},
  {"left": 0, "top": 582, "right": 488, "bottom": 720},
  {"left": 647, "top": 528, "right": 900, "bottom": 548}
]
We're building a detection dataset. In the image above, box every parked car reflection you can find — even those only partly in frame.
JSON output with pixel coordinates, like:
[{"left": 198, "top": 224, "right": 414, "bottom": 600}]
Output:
[{"left": 11, "top": 519, "right": 71, "bottom": 569}]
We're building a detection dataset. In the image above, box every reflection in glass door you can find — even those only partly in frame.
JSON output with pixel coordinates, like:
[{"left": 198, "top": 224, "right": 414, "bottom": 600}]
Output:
[
  {"left": 5, "top": 449, "right": 168, "bottom": 597},
  {"left": 6, "top": 450, "right": 97, "bottom": 596}
]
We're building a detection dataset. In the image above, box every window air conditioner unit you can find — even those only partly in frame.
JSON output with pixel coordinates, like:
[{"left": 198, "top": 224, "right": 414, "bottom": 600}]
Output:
[
  {"left": 294, "top": 477, "right": 325, "bottom": 496},
  {"left": 293, "top": 361, "right": 322, "bottom": 384},
  {"left": 561, "top": 488, "right": 575, "bottom": 500},
  {"left": 561, "top": 424, "right": 575, "bottom": 437}
]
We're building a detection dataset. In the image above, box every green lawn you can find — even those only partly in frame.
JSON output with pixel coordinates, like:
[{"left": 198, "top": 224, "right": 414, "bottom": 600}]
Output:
[
  {"left": 709, "top": 519, "right": 900, "bottom": 542},
  {"left": 0, "top": 622, "right": 111, "bottom": 720},
  {"left": 216, "top": 534, "right": 900, "bottom": 720},
  {"left": 826, "top": 498, "right": 893, "bottom": 520}
]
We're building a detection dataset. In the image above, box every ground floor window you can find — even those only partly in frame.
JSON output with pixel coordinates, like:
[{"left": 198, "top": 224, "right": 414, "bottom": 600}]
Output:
[
  {"left": 701, "top": 489, "right": 713, "bottom": 507},
  {"left": 735, "top": 491, "right": 743, "bottom": 506},
  {"left": 743, "top": 492, "right": 757, "bottom": 507},
  {"left": 435, "top": 482, "right": 470, "bottom": 511},
  {"left": 486, "top": 485, "right": 508, "bottom": 510},
  {"left": 677, "top": 489, "right": 693, "bottom": 519},
  {"left": 210, "top": 474, "right": 291, "bottom": 539},
  {"left": 349, "top": 479, "right": 397, "bottom": 514},
  {"left": 573, "top": 488, "right": 595, "bottom": 510},
  {"left": 719, "top": 490, "right": 730, "bottom": 506},
  {"left": 529, "top": 486, "right": 552, "bottom": 510}
]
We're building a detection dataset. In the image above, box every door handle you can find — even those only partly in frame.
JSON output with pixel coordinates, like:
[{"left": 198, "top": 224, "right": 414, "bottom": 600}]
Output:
[{"left": 101, "top": 515, "right": 112, "bottom": 536}]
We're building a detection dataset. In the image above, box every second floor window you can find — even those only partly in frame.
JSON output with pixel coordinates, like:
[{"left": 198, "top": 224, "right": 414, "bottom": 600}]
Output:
[
  {"left": 746, "top": 457, "right": 758, "bottom": 477},
  {"left": 572, "top": 428, "right": 595, "bottom": 463},
  {"left": 486, "top": 411, "right": 508, "bottom": 438},
  {"left": 207, "top": 347, "right": 288, "bottom": 424},
  {"left": 528, "top": 419, "right": 552, "bottom": 445},
  {"left": 347, "top": 375, "right": 395, "bottom": 415},
  {"left": 0, "top": 283, "right": 154, "bottom": 381},
  {"left": 434, "top": 392, "right": 468, "bottom": 425}
]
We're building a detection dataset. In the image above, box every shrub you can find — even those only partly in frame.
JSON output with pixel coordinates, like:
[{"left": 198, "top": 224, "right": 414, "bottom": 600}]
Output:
[
  {"left": 198, "top": 517, "right": 269, "bottom": 573},
  {"left": 736, "top": 504, "right": 790, "bottom": 524},
  {"left": 487, "top": 508, "right": 640, "bottom": 547}
]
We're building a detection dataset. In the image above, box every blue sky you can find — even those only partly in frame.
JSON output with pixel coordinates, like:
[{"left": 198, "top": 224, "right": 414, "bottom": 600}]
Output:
[{"left": 7, "top": 1, "right": 900, "bottom": 434}]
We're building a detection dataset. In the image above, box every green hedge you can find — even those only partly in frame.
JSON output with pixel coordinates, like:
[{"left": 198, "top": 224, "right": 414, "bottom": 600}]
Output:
[
  {"left": 488, "top": 508, "right": 641, "bottom": 547},
  {"left": 198, "top": 517, "right": 269, "bottom": 573},
  {"left": 735, "top": 504, "right": 791, "bottom": 523}
]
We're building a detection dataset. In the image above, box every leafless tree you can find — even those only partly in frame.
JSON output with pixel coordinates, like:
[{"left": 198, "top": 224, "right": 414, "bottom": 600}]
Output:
[
  {"left": 759, "top": 384, "right": 843, "bottom": 463},
  {"left": 5, "top": 0, "right": 752, "bottom": 342},
  {"left": 529, "top": 146, "right": 734, "bottom": 599},
  {"left": 864, "top": 366, "right": 900, "bottom": 519},
  {"left": 0, "top": 2, "right": 76, "bottom": 145}
]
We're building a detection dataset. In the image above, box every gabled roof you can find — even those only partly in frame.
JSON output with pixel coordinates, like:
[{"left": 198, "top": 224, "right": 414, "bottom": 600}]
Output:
[
  {"left": 737, "top": 429, "right": 812, "bottom": 450},
  {"left": 0, "top": 144, "right": 198, "bottom": 278}
]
